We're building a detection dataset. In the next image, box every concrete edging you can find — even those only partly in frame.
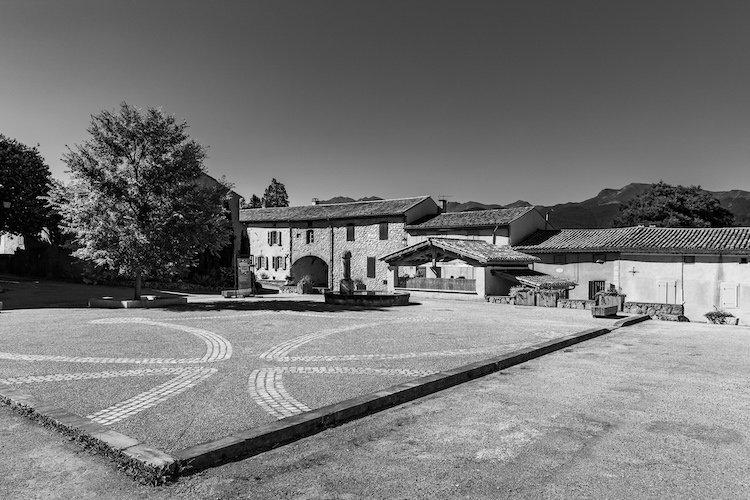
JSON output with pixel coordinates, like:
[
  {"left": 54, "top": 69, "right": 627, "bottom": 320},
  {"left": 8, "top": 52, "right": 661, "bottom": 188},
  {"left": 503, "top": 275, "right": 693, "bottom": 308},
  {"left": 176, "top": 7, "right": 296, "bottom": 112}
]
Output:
[
  {"left": 173, "top": 319, "right": 649, "bottom": 475},
  {"left": 0, "top": 384, "right": 177, "bottom": 484}
]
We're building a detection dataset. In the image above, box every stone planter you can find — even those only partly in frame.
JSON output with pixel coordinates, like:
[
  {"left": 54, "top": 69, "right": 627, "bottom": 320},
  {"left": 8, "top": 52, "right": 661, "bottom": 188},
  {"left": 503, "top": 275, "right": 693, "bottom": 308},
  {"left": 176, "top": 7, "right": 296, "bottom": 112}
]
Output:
[
  {"left": 596, "top": 294, "right": 625, "bottom": 312},
  {"left": 709, "top": 316, "right": 738, "bottom": 325},
  {"left": 535, "top": 291, "right": 559, "bottom": 308},
  {"left": 513, "top": 291, "right": 535, "bottom": 306}
]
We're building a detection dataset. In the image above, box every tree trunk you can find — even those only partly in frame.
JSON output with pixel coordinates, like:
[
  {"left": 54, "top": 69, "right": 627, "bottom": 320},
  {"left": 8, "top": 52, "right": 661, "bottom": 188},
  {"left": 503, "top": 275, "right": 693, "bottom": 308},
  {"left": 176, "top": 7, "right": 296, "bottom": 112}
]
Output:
[{"left": 134, "top": 269, "right": 142, "bottom": 300}]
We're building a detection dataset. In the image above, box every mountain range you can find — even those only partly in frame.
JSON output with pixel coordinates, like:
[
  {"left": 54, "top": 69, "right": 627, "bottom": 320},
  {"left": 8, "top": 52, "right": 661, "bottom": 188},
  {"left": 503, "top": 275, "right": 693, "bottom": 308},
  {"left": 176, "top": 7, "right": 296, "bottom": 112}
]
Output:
[{"left": 321, "top": 183, "right": 750, "bottom": 228}]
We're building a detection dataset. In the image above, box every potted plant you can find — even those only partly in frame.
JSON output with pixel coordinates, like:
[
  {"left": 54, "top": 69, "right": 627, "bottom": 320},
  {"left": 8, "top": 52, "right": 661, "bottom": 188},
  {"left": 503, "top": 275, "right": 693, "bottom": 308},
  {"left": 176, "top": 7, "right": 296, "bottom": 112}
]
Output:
[
  {"left": 354, "top": 279, "right": 366, "bottom": 291},
  {"left": 704, "top": 308, "right": 738, "bottom": 325}
]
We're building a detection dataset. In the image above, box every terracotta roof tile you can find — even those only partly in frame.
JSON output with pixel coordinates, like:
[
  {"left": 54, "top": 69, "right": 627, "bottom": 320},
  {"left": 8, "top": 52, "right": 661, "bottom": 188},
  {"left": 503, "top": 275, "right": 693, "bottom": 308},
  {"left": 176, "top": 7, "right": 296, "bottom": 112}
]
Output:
[
  {"left": 407, "top": 207, "right": 535, "bottom": 229},
  {"left": 515, "top": 226, "right": 750, "bottom": 254},
  {"left": 240, "top": 196, "right": 432, "bottom": 223}
]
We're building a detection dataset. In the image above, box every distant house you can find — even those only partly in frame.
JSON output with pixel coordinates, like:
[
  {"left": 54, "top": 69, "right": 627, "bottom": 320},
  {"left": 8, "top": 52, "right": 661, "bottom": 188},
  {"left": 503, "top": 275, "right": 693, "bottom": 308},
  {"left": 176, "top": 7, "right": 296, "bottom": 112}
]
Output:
[
  {"left": 240, "top": 196, "right": 440, "bottom": 290},
  {"left": 381, "top": 207, "right": 565, "bottom": 296},
  {"left": 514, "top": 226, "right": 750, "bottom": 323}
]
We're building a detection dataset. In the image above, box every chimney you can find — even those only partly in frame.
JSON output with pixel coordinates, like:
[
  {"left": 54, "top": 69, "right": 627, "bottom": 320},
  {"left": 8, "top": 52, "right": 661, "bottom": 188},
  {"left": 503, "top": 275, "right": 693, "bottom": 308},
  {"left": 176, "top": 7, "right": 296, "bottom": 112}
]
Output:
[
  {"left": 311, "top": 198, "right": 319, "bottom": 206},
  {"left": 437, "top": 195, "right": 450, "bottom": 213}
]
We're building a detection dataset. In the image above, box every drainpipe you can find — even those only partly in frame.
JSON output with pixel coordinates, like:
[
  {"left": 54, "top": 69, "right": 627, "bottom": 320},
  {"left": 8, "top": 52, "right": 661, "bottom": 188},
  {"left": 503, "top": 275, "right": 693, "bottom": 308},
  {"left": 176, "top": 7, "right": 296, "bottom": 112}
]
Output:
[
  {"left": 329, "top": 218, "right": 334, "bottom": 288},
  {"left": 288, "top": 222, "right": 293, "bottom": 275},
  {"left": 492, "top": 225, "right": 499, "bottom": 245}
]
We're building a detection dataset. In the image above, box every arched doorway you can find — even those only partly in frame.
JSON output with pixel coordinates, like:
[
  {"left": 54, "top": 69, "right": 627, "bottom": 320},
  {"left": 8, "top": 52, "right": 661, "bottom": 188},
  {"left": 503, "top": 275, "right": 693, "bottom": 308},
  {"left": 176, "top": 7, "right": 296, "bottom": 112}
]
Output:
[{"left": 290, "top": 256, "right": 329, "bottom": 287}]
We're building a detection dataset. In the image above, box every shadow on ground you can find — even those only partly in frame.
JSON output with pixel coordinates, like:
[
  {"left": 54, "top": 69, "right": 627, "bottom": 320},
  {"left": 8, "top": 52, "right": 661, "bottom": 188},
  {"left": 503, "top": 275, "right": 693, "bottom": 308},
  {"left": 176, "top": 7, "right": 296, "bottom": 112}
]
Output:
[{"left": 167, "top": 299, "right": 416, "bottom": 314}]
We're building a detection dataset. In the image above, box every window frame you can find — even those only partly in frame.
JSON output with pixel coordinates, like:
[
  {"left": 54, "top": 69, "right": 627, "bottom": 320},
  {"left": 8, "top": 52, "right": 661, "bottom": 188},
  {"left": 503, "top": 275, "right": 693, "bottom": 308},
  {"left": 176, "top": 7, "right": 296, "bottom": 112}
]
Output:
[{"left": 346, "top": 224, "right": 355, "bottom": 241}]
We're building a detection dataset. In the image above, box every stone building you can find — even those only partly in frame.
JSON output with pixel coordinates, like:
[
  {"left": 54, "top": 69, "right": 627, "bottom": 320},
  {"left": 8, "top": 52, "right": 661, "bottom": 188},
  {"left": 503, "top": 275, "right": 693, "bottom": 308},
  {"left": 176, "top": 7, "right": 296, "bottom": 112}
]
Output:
[
  {"left": 240, "top": 196, "right": 440, "bottom": 290},
  {"left": 514, "top": 226, "right": 750, "bottom": 323}
]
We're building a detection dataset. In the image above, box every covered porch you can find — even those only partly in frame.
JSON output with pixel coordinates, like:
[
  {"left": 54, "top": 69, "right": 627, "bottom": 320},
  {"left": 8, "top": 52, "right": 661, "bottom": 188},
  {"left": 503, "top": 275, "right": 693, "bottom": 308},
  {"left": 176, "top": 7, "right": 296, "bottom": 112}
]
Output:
[{"left": 380, "top": 238, "right": 542, "bottom": 297}]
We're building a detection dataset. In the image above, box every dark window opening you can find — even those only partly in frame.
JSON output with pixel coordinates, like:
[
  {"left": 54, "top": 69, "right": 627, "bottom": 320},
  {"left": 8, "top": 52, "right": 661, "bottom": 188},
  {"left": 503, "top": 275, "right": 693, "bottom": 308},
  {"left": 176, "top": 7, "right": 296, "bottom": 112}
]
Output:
[
  {"left": 684, "top": 256, "right": 695, "bottom": 264},
  {"left": 306, "top": 230, "right": 314, "bottom": 244},
  {"left": 379, "top": 222, "right": 388, "bottom": 240},
  {"left": 553, "top": 254, "right": 566, "bottom": 264},
  {"left": 588, "top": 280, "right": 605, "bottom": 300},
  {"left": 346, "top": 224, "right": 355, "bottom": 241},
  {"left": 367, "top": 257, "right": 376, "bottom": 278}
]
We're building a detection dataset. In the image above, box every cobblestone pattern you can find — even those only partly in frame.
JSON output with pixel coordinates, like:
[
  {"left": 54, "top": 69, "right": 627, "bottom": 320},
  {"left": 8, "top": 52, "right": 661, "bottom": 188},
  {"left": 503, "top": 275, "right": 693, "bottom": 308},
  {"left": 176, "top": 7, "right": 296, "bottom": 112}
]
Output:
[
  {"left": 0, "top": 367, "right": 201, "bottom": 385},
  {"left": 87, "top": 368, "right": 217, "bottom": 425},
  {"left": 0, "top": 317, "right": 232, "bottom": 427}
]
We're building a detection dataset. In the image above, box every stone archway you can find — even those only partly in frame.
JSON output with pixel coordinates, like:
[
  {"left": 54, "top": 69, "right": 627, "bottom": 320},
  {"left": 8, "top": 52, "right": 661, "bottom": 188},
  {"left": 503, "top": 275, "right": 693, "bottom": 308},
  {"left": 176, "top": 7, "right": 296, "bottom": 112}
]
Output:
[{"left": 290, "top": 256, "right": 329, "bottom": 287}]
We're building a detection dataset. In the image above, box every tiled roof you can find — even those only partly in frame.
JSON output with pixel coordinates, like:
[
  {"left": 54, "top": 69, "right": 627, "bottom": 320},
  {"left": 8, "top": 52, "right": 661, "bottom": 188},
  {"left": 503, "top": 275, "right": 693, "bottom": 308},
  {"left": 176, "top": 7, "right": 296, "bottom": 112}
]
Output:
[
  {"left": 240, "top": 196, "right": 432, "bottom": 223},
  {"left": 494, "top": 269, "right": 577, "bottom": 289},
  {"left": 515, "top": 226, "right": 750, "bottom": 254},
  {"left": 381, "top": 237, "right": 540, "bottom": 265},
  {"left": 407, "top": 206, "right": 536, "bottom": 229}
]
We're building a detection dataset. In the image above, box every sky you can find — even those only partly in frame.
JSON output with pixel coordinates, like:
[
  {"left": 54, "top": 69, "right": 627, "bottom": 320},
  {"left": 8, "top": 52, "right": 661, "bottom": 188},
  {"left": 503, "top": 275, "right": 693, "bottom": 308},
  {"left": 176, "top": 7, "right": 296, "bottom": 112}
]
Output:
[{"left": 2, "top": 1, "right": 750, "bottom": 207}]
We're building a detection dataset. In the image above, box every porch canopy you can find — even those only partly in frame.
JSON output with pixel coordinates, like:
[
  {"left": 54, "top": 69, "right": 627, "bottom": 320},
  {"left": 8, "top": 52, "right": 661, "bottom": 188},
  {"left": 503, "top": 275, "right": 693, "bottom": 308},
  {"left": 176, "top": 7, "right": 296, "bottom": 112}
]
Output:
[{"left": 380, "top": 237, "right": 540, "bottom": 267}]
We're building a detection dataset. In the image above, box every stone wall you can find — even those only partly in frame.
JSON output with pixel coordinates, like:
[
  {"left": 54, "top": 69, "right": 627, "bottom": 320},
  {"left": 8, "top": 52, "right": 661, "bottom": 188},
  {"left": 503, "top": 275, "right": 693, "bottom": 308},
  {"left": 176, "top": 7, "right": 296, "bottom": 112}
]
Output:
[
  {"left": 557, "top": 299, "right": 596, "bottom": 310},
  {"left": 623, "top": 302, "right": 684, "bottom": 317},
  {"left": 289, "top": 217, "right": 407, "bottom": 292},
  {"left": 486, "top": 295, "right": 514, "bottom": 305}
]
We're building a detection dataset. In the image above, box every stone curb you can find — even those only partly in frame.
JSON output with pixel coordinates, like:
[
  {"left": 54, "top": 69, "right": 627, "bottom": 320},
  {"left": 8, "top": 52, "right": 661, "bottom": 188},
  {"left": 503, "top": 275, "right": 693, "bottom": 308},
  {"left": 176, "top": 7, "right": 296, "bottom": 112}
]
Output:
[
  {"left": 0, "top": 384, "right": 177, "bottom": 484},
  {"left": 172, "top": 323, "right": 629, "bottom": 476}
]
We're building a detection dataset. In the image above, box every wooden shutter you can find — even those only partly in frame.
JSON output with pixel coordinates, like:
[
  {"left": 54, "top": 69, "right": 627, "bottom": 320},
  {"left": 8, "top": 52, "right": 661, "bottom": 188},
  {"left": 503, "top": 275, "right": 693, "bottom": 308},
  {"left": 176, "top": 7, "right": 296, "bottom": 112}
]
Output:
[
  {"left": 367, "top": 257, "right": 376, "bottom": 278},
  {"left": 720, "top": 282, "right": 738, "bottom": 308}
]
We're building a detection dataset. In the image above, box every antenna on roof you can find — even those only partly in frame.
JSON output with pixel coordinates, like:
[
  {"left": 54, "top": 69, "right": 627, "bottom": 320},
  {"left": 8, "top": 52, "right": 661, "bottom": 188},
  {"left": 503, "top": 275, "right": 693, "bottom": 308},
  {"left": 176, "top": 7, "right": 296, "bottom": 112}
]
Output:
[{"left": 437, "top": 194, "right": 451, "bottom": 213}]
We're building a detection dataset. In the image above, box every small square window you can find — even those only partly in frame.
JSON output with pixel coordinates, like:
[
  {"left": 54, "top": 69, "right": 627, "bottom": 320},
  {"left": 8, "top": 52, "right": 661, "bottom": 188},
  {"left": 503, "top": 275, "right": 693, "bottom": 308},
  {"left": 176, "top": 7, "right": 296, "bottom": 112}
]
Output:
[
  {"left": 740, "top": 258, "right": 748, "bottom": 265},
  {"left": 553, "top": 254, "right": 566, "bottom": 264},
  {"left": 683, "top": 256, "right": 695, "bottom": 264}
]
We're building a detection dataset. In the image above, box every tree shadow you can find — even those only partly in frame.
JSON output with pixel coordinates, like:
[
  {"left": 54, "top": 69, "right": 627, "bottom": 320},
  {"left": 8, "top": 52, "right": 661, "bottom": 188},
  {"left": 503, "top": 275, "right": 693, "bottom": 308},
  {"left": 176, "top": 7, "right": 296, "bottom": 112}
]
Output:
[{"left": 167, "top": 299, "right": 393, "bottom": 314}]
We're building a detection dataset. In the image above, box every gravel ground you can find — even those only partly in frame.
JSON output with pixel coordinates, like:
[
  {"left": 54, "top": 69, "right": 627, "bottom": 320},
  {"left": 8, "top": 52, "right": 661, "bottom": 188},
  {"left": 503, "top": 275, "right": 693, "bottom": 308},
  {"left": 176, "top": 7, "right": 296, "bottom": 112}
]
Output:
[
  {"left": 1, "top": 279, "right": 622, "bottom": 453},
  {"left": 2, "top": 313, "right": 748, "bottom": 499}
]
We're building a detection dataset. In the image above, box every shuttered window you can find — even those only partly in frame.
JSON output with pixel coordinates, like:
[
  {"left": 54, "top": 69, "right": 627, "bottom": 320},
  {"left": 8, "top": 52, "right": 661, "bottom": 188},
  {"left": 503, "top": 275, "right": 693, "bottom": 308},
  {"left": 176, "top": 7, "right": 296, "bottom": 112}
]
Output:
[
  {"left": 367, "top": 257, "right": 376, "bottom": 278},
  {"left": 346, "top": 224, "right": 355, "bottom": 241},
  {"left": 379, "top": 222, "right": 388, "bottom": 240}
]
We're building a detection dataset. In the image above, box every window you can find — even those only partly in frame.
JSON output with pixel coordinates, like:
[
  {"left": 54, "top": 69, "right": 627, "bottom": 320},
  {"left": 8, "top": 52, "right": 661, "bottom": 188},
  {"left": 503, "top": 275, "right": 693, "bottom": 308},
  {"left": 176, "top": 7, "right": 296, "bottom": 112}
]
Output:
[
  {"left": 683, "top": 256, "right": 695, "bottom": 264},
  {"left": 367, "top": 257, "right": 376, "bottom": 278},
  {"left": 741, "top": 258, "right": 748, "bottom": 264},
  {"left": 553, "top": 254, "right": 566, "bottom": 264},
  {"left": 658, "top": 281, "right": 677, "bottom": 304},
  {"left": 264, "top": 256, "right": 269, "bottom": 270},
  {"left": 720, "top": 282, "right": 739, "bottom": 309},
  {"left": 267, "top": 230, "right": 282, "bottom": 246},
  {"left": 248, "top": 255, "right": 255, "bottom": 267},
  {"left": 306, "top": 229, "right": 314, "bottom": 244},
  {"left": 272, "top": 257, "right": 279, "bottom": 270},
  {"left": 346, "top": 224, "right": 355, "bottom": 241},
  {"left": 256, "top": 256, "right": 263, "bottom": 269},
  {"left": 588, "top": 280, "right": 605, "bottom": 300},
  {"left": 379, "top": 222, "right": 388, "bottom": 240}
]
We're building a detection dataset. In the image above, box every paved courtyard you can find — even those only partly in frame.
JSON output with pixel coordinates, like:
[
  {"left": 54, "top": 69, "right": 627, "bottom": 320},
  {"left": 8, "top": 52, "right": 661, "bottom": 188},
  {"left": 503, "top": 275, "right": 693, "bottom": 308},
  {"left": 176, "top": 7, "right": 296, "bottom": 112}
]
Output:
[{"left": 0, "top": 288, "right": 622, "bottom": 453}]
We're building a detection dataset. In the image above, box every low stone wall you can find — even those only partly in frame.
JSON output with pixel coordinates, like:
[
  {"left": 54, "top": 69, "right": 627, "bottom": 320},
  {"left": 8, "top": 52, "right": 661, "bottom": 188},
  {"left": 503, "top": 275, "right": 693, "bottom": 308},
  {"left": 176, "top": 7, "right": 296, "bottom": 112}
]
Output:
[
  {"left": 486, "top": 295, "right": 514, "bottom": 305},
  {"left": 324, "top": 291, "right": 410, "bottom": 307},
  {"left": 623, "top": 302, "right": 684, "bottom": 317},
  {"left": 557, "top": 299, "right": 595, "bottom": 310}
]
